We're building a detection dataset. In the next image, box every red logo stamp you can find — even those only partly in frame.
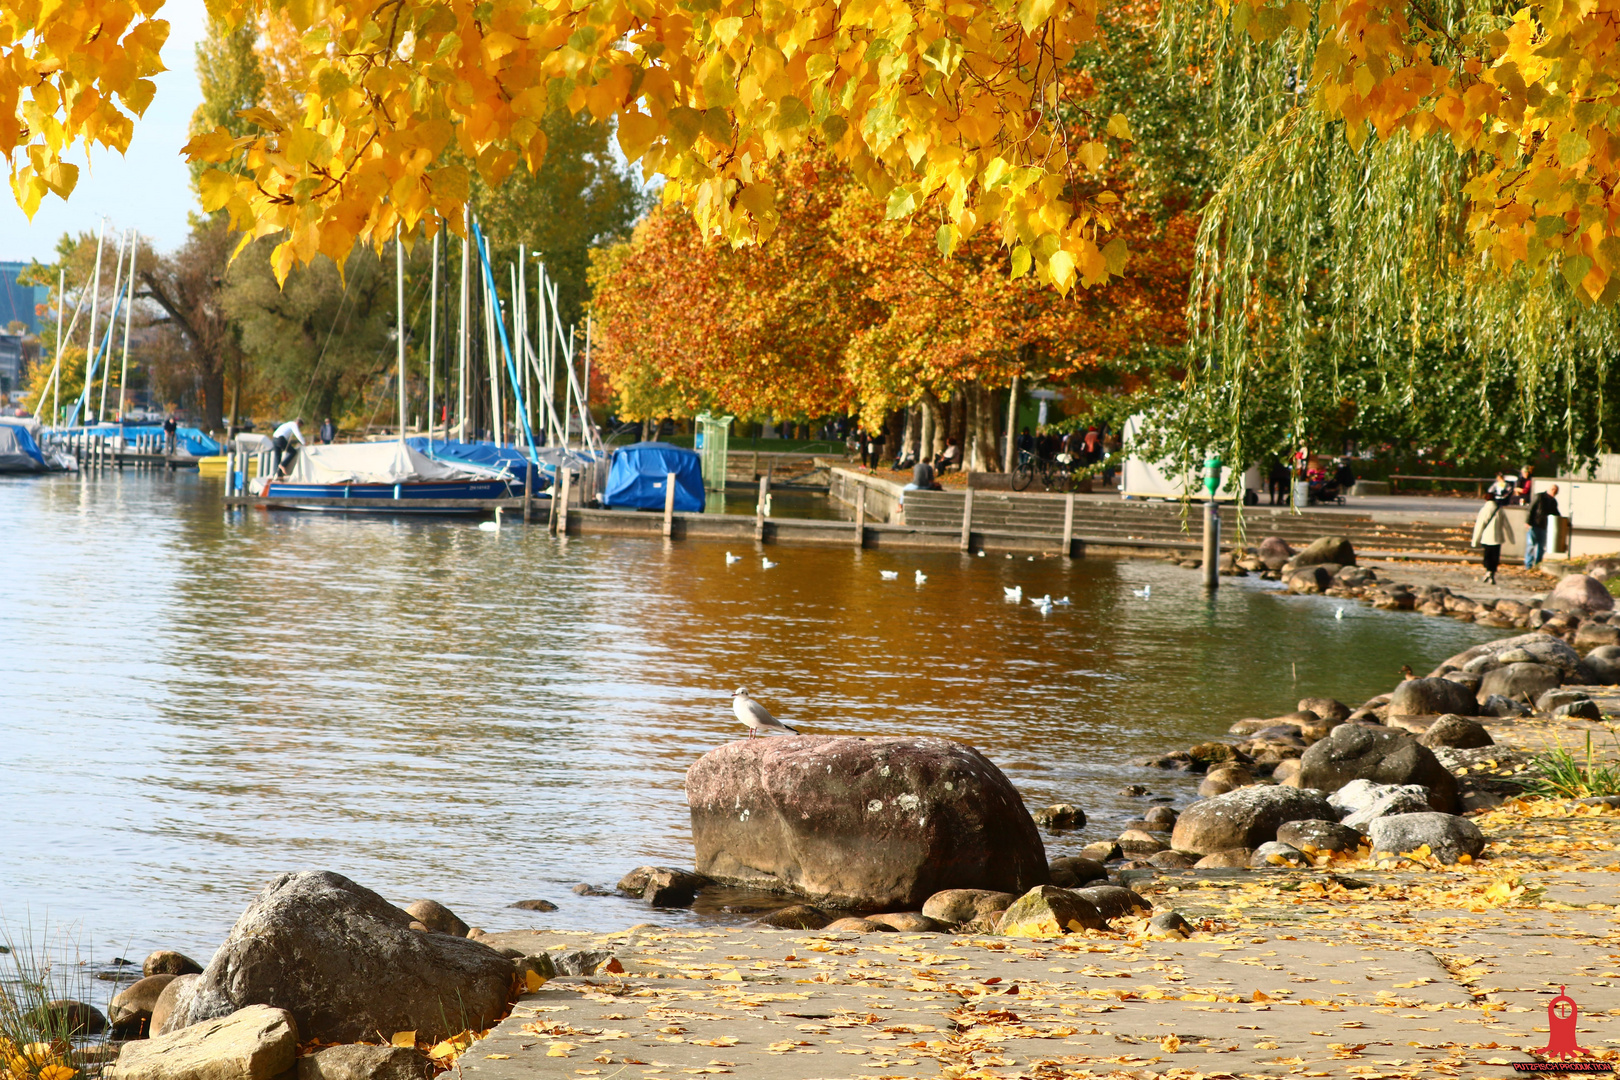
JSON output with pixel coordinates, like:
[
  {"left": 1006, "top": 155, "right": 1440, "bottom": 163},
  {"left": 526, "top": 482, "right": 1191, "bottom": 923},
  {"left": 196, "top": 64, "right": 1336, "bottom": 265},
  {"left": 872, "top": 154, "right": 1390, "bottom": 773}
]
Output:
[{"left": 1512, "top": 987, "right": 1613, "bottom": 1072}]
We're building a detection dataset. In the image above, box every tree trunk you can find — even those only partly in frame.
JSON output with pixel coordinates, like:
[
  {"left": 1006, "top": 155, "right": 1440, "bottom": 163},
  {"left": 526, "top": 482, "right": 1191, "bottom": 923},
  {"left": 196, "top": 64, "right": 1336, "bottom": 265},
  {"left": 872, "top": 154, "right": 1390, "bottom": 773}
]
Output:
[
  {"left": 919, "top": 393, "right": 937, "bottom": 463},
  {"left": 900, "top": 406, "right": 917, "bottom": 464},
  {"left": 966, "top": 383, "right": 1001, "bottom": 472}
]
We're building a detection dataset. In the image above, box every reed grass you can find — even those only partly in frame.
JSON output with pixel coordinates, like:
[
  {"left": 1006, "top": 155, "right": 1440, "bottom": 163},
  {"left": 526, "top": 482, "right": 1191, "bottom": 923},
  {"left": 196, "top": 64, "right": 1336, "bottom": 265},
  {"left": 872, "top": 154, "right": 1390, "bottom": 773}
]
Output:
[
  {"left": 1529, "top": 730, "right": 1620, "bottom": 800},
  {"left": 0, "top": 926, "right": 93, "bottom": 1080}
]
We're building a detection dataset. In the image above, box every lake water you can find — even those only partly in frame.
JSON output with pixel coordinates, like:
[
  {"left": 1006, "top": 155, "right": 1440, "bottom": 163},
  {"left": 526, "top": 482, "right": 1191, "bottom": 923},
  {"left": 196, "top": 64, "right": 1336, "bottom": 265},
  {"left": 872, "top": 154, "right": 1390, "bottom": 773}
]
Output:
[{"left": 0, "top": 469, "right": 1505, "bottom": 963}]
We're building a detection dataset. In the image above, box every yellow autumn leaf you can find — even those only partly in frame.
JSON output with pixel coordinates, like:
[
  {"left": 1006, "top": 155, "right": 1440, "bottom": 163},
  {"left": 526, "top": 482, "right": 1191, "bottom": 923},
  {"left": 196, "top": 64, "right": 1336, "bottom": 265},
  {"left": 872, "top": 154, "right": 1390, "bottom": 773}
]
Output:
[{"left": 390, "top": 1031, "right": 416, "bottom": 1048}]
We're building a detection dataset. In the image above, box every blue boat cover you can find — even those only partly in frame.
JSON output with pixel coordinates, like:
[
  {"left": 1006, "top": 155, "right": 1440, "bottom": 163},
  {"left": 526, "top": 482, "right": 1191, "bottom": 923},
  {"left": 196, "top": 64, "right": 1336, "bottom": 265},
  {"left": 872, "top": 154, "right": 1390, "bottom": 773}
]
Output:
[
  {"left": 406, "top": 438, "right": 552, "bottom": 491},
  {"left": 603, "top": 443, "right": 704, "bottom": 512},
  {"left": 68, "top": 424, "right": 221, "bottom": 457}
]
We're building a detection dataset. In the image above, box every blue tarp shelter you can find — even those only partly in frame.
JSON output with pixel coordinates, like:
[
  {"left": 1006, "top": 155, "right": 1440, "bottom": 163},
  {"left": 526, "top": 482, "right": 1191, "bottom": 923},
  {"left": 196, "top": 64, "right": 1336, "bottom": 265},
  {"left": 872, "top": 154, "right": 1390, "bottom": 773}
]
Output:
[{"left": 603, "top": 443, "right": 705, "bottom": 512}]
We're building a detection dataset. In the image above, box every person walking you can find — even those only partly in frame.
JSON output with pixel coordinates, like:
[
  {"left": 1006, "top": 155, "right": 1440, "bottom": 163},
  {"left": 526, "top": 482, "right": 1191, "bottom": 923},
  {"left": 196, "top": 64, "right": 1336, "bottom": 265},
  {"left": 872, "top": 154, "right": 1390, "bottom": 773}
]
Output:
[
  {"left": 1524, "top": 482, "right": 1560, "bottom": 568},
  {"left": 1488, "top": 471, "right": 1513, "bottom": 505},
  {"left": 1471, "top": 493, "right": 1514, "bottom": 584},
  {"left": 319, "top": 417, "right": 336, "bottom": 444},
  {"left": 272, "top": 417, "right": 306, "bottom": 477}
]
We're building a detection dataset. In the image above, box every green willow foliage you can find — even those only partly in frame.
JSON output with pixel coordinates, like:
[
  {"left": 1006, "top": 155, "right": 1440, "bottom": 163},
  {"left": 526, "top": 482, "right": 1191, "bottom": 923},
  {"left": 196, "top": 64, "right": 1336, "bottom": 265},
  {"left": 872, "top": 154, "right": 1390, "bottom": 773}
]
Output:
[{"left": 1151, "top": 2, "right": 1620, "bottom": 475}]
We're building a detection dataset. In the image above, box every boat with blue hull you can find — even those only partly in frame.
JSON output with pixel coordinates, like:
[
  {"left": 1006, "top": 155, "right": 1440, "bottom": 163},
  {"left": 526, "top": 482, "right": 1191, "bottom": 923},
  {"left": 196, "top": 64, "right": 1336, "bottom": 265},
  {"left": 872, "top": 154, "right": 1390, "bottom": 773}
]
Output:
[{"left": 248, "top": 441, "right": 525, "bottom": 513}]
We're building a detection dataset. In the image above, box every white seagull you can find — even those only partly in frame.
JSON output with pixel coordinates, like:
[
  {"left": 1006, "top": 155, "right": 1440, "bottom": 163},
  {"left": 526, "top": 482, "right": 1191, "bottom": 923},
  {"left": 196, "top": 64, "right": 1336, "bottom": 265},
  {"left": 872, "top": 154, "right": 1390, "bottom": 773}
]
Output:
[
  {"left": 1132, "top": 584, "right": 1152, "bottom": 599},
  {"left": 915, "top": 570, "right": 927, "bottom": 584},
  {"left": 732, "top": 688, "right": 799, "bottom": 737},
  {"left": 1053, "top": 596, "right": 1071, "bottom": 606},
  {"left": 1334, "top": 606, "right": 1346, "bottom": 620},
  {"left": 726, "top": 552, "right": 742, "bottom": 564},
  {"left": 1030, "top": 593, "right": 1052, "bottom": 606},
  {"left": 976, "top": 551, "right": 986, "bottom": 557},
  {"left": 1036, "top": 598, "right": 1055, "bottom": 615},
  {"left": 880, "top": 570, "right": 899, "bottom": 580},
  {"left": 1004, "top": 586, "right": 1023, "bottom": 602},
  {"left": 762, "top": 558, "right": 778, "bottom": 569}
]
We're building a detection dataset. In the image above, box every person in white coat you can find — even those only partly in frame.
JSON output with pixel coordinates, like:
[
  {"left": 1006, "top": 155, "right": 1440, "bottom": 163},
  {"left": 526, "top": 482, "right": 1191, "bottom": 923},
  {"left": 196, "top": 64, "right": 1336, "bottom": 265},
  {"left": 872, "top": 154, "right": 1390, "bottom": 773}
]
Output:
[{"left": 1471, "top": 493, "right": 1515, "bottom": 585}]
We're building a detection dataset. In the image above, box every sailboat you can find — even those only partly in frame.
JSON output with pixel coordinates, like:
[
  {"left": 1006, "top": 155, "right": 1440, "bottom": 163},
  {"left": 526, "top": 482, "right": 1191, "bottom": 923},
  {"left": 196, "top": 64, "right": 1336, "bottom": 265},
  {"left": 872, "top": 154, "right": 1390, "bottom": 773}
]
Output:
[{"left": 246, "top": 224, "right": 530, "bottom": 513}]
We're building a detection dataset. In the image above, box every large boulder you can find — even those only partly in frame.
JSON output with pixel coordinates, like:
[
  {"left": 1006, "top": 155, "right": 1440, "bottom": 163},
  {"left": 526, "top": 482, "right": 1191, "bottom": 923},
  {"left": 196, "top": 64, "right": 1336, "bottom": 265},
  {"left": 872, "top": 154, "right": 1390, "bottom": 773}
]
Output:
[
  {"left": 1419, "top": 714, "right": 1494, "bottom": 750},
  {"left": 1329, "top": 781, "right": 1438, "bottom": 831},
  {"left": 1169, "top": 786, "right": 1335, "bottom": 855},
  {"left": 1298, "top": 697, "right": 1351, "bottom": 724},
  {"left": 1575, "top": 621, "right": 1620, "bottom": 653},
  {"left": 162, "top": 872, "right": 515, "bottom": 1044},
  {"left": 1389, "top": 678, "right": 1478, "bottom": 718},
  {"left": 1287, "top": 567, "right": 1331, "bottom": 594},
  {"left": 921, "top": 888, "right": 1018, "bottom": 924},
  {"left": 1548, "top": 574, "right": 1615, "bottom": 614},
  {"left": 1584, "top": 645, "right": 1620, "bottom": 685},
  {"left": 297, "top": 1045, "right": 431, "bottom": 1080},
  {"left": 687, "top": 736, "right": 1048, "bottom": 909},
  {"left": 1368, "top": 813, "right": 1486, "bottom": 864},
  {"left": 1257, "top": 537, "right": 1294, "bottom": 570},
  {"left": 151, "top": 974, "right": 198, "bottom": 1036},
  {"left": 110, "top": 974, "right": 177, "bottom": 1036},
  {"left": 1438, "top": 633, "right": 1583, "bottom": 680},
  {"left": 997, "top": 886, "right": 1107, "bottom": 937},
  {"left": 1074, "top": 885, "right": 1152, "bottom": 920},
  {"left": 1275, "top": 819, "right": 1363, "bottom": 853},
  {"left": 1477, "top": 663, "right": 1562, "bottom": 705},
  {"left": 1295, "top": 724, "right": 1459, "bottom": 811},
  {"left": 144, "top": 950, "right": 204, "bottom": 978},
  {"left": 1293, "top": 536, "right": 1356, "bottom": 567},
  {"left": 108, "top": 1004, "right": 297, "bottom": 1080}
]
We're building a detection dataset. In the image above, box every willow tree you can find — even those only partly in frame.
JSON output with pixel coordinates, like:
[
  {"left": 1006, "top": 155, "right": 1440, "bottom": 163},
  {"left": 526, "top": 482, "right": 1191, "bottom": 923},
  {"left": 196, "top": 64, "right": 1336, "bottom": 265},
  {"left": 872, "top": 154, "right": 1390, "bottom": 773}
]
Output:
[{"left": 1150, "top": 4, "right": 1620, "bottom": 472}]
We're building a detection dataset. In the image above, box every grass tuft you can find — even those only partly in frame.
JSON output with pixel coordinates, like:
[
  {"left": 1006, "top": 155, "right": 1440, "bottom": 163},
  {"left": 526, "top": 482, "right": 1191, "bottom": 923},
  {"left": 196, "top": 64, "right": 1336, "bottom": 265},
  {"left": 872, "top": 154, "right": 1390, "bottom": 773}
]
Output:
[
  {"left": 1529, "top": 730, "right": 1620, "bottom": 799},
  {"left": 0, "top": 927, "right": 91, "bottom": 1080}
]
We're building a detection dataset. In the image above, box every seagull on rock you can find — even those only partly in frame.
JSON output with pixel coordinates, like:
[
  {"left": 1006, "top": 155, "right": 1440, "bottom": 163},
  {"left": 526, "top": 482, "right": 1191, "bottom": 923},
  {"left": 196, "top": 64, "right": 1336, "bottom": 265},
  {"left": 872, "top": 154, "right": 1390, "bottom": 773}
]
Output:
[{"left": 733, "top": 688, "right": 799, "bottom": 737}]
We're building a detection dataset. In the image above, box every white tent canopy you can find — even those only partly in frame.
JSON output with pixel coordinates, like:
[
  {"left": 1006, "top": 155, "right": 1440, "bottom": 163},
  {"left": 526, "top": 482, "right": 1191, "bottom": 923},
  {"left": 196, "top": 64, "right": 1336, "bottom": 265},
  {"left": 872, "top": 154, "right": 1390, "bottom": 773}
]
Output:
[{"left": 278, "top": 441, "right": 499, "bottom": 485}]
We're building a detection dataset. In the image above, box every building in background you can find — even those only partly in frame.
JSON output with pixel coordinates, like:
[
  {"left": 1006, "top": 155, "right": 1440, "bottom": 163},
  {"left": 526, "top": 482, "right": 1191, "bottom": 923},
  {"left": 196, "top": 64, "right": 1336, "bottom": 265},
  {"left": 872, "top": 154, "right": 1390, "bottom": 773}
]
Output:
[
  {"left": 0, "top": 262, "right": 49, "bottom": 336},
  {"left": 0, "top": 333, "right": 22, "bottom": 398}
]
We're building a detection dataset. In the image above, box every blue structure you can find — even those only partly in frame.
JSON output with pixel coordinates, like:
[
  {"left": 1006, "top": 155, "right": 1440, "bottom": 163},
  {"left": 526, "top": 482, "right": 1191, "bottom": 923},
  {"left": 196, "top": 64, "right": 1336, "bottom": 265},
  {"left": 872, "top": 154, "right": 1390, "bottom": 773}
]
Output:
[
  {"left": 407, "top": 438, "right": 551, "bottom": 492},
  {"left": 603, "top": 443, "right": 705, "bottom": 512},
  {"left": 0, "top": 262, "right": 48, "bottom": 335},
  {"left": 65, "top": 423, "right": 221, "bottom": 457}
]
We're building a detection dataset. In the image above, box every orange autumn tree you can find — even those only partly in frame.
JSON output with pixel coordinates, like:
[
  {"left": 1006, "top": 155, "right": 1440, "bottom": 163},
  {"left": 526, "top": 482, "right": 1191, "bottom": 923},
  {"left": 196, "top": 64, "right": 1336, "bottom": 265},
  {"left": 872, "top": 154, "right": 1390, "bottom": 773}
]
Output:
[
  {"left": 589, "top": 155, "right": 875, "bottom": 425},
  {"left": 589, "top": 138, "right": 1195, "bottom": 446}
]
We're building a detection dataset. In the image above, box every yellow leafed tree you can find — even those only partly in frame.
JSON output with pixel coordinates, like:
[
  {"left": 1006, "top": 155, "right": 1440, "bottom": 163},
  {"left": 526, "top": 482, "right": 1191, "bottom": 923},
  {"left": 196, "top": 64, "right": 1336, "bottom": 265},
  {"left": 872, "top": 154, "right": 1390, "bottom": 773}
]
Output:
[{"left": 6, "top": 0, "right": 1620, "bottom": 298}]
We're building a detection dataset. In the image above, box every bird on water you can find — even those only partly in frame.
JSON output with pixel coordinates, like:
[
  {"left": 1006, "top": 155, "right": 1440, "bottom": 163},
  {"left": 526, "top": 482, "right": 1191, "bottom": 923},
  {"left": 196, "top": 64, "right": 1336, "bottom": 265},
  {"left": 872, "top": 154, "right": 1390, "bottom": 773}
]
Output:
[{"left": 733, "top": 688, "right": 799, "bottom": 737}]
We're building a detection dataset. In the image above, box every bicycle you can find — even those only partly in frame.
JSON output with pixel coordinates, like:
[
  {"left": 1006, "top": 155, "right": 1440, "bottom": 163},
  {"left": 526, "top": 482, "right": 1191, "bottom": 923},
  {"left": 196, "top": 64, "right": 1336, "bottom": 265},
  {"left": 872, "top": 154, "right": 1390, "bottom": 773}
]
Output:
[{"left": 1013, "top": 450, "right": 1070, "bottom": 492}]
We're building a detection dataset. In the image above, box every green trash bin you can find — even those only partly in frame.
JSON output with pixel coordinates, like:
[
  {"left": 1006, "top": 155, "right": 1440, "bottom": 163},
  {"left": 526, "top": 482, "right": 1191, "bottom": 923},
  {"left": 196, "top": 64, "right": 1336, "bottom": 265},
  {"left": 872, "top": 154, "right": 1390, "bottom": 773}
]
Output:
[{"left": 695, "top": 412, "right": 734, "bottom": 492}]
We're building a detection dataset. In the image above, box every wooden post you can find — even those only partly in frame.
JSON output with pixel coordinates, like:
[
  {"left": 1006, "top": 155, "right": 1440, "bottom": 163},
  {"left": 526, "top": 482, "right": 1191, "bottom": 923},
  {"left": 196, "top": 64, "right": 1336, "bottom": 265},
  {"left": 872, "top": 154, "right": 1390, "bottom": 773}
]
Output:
[
  {"left": 959, "top": 486, "right": 974, "bottom": 552},
  {"left": 854, "top": 483, "right": 866, "bottom": 548},
  {"left": 547, "top": 473, "right": 560, "bottom": 534},
  {"left": 1063, "top": 492, "right": 1075, "bottom": 560},
  {"left": 559, "top": 469, "right": 572, "bottom": 535},
  {"left": 523, "top": 469, "right": 533, "bottom": 524},
  {"left": 662, "top": 469, "right": 677, "bottom": 538},
  {"left": 754, "top": 474, "right": 768, "bottom": 541}
]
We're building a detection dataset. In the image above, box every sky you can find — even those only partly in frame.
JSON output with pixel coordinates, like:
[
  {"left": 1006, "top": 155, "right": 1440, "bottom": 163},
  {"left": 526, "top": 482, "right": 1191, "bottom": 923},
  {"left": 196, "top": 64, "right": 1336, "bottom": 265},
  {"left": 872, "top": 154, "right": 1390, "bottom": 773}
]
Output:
[{"left": 0, "top": 0, "right": 210, "bottom": 265}]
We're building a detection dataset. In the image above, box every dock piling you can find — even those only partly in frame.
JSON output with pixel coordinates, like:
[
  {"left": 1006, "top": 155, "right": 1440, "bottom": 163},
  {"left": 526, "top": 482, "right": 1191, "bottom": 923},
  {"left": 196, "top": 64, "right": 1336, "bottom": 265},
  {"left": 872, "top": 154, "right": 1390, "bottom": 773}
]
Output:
[
  {"left": 559, "top": 469, "right": 572, "bottom": 535},
  {"left": 662, "top": 470, "right": 676, "bottom": 538},
  {"left": 958, "top": 487, "right": 974, "bottom": 552},
  {"left": 1063, "top": 492, "right": 1075, "bottom": 559},
  {"left": 854, "top": 484, "right": 866, "bottom": 548},
  {"left": 754, "top": 475, "right": 768, "bottom": 541}
]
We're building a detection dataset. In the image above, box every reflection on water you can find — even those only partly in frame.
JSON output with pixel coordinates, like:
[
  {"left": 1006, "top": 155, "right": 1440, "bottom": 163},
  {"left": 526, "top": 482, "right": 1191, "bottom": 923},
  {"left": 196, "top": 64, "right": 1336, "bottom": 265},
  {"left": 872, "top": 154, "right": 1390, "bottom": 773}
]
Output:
[{"left": 0, "top": 470, "right": 1505, "bottom": 961}]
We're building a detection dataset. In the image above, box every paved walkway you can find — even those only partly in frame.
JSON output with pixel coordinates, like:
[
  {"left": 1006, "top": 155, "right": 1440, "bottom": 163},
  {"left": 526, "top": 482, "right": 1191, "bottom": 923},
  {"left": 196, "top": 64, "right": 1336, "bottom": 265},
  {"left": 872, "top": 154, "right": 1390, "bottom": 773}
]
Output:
[{"left": 460, "top": 799, "right": 1620, "bottom": 1079}]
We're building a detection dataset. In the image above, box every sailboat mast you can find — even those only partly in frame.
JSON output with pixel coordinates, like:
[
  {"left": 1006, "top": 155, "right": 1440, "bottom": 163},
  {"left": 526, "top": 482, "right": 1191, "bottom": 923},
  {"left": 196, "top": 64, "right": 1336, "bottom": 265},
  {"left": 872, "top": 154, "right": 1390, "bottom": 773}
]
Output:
[
  {"left": 97, "top": 232, "right": 127, "bottom": 424},
  {"left": 459, "top": 211, "right": 470, "bottom": 440},
  {"left": 427, "top": 230, "right": 439, "bottom": 443},
  {"left": 396, "top": 225, "right": 406, "bottom": 442},
  {"left": 52, "top": 268, "right": 64, "bottom": 426},
  {"left": 116, "top": 231, "right": 137, "bottom": 422},
  {"left": 83, "top": 221, "right": 105, "bottom": 424}
]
